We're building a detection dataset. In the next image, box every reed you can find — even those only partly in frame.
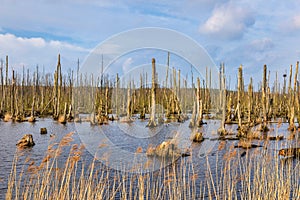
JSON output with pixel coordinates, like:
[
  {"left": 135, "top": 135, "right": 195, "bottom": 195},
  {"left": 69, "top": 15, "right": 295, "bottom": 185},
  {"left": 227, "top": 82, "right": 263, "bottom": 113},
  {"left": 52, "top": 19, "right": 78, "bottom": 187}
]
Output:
[{"left": 6, "top": 131, "right": 300, "bottom": 200}]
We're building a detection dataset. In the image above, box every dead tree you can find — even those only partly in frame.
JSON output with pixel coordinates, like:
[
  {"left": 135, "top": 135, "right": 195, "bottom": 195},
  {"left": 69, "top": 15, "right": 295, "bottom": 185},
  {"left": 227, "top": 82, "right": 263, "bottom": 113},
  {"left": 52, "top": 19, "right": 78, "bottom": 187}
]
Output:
[
  {"left": 147, "top": 58, "right": 157, "bottom": 127},
  {"left": 53, "top": 54, "right": 61, "bottom": 120},
  {"left": 288, "top": 62, "right": 299, "bottom": 131},
  {"left": 28, "top": 96, "right": 36, "bottom": 122},
  {"left": 189, "top": 101, "right": 196, "bottom": 128},
  {"left": 260, "top": 64, "right": 269, "bottom": 132},
  {"left": 0, "top": 59, "right": 4, "bottom": 116},
  {"left": 237, "top": 65, "right": 250, "bottom": 137},
  {"left": 218, "top": 64, "right": 227, "bottom": 135},
  {"left": 126, "top": 81, "right": 132, "bottom": 121},
  {"left": 11, "top": 70, "right": 16, "bottom": 120},
  {"left": 247, "top": 77, "right": 253, "bottom": 125},
  {"left": 196, "top": 77, "right": 204, "bottom": 126}
]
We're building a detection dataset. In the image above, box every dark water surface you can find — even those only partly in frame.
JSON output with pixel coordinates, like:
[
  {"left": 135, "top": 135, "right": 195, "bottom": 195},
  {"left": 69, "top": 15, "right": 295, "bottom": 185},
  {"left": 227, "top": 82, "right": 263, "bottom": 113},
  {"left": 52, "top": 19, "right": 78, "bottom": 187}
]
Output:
[
  {"left": 0, "top": 118, "right": 77, "bottom": 199},
  {"left": 0, "top": 118, "right": 299, "bottom": 199}
]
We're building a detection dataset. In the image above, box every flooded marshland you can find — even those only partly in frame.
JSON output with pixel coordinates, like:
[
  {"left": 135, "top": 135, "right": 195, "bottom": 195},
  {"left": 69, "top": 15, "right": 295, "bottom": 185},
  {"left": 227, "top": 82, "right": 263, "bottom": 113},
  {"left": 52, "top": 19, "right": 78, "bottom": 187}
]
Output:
[
  {"left": 1, "top": 53, "right": 300, "bottom": 199},
  {"left": 1, "top": 118, "right": 299, "bottom": 199}
]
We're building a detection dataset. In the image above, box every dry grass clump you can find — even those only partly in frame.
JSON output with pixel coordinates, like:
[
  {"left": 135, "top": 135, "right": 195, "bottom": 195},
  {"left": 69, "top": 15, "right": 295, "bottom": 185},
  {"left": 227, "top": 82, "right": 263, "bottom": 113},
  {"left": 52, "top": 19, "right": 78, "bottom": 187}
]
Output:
[
  {"left": 146, "top": 140, "right": 181, "bottom": 157},
  {"left": 190, "top": 129, "right": 204, "bottom": 143},
  {"left": 246, "top": 130, "right": 261, "bottom": 140},
  {"left": 58, "top": 115, "right": 67, "bottom": 124},
  {"left": 27, "top": 116, "right": 36, "bottom": 123},
  {"left": 4, "top": 113, "right": 11, "bottom": 122},
  {"left": 235, "top": 139, "right": 262, "bottom": 149}
]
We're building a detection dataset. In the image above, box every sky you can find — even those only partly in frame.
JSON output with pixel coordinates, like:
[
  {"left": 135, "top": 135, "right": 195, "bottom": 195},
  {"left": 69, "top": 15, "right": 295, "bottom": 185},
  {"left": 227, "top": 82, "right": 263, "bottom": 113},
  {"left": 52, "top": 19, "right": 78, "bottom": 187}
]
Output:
[{"left": 0, "top": 0, "right": 300, "bottom": 88}]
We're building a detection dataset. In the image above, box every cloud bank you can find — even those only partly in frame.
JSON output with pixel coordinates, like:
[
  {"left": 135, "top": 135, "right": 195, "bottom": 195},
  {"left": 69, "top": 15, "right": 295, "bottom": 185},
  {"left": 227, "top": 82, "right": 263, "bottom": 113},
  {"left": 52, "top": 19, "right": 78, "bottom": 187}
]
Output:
[
  {"left": 199, "top": 2, "right": 255, "bottom": 40},
  {"left": 0, "top": 33, "right": 88, "bottom": 72}
]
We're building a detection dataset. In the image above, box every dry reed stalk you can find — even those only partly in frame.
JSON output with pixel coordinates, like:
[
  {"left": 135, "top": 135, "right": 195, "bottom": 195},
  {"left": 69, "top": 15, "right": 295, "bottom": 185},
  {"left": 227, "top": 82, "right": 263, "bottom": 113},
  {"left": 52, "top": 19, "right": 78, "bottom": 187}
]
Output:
[{"left": 7, "top": 142, "right": 300, "bottom": 200}]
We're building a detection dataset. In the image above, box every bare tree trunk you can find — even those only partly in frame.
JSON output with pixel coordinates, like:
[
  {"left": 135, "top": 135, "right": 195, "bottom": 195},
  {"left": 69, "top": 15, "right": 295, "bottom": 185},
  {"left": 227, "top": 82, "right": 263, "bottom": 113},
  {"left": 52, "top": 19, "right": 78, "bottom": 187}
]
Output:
[
  {"left": 165, "top": 52, "right": 170, "bottom": 118},
  {"left": 139, "top": 73, "right": 145, "bottom": 119},
  {"left": 295, "top": 61, "right": 300, "bottom": 128},
  {"left": 260, "top": 64, "right": 269, "bottom": 132},
  {"left": 0, "top": 59, "right": 4, "bottom": 116},
  {"left": 53, "top": 70, "right": 58, "bottom": 118},
  {"left": 177, "top": 69, "right": 181, "bottom": 115},
  {"left": 237, "top": 65, "right": 249, "bottom": 137},
  {"left": 147, "top": 58, "right": 157, "bottom": 127},
  {"left": 204, "top": 66, "right": 211, "bottom": 118},
  {"left": 11, "top": 70, "right": 16, "bottom": 120},
  {"left": 247, "top": 77, "right": 253, "bottom": 125},
  {"left": 105, "top": 84, "right": 109, "bottom": 116},
  {"left": 53, "top": 54, "right": 61, "bottom": 120},
  {"left": 218, "top": 64, "right": 227, "bottom": 135},
  {"left": 67, "top": 104, "right": 73, "bottom": 121},
  {"left": 58, "top": 55, "right": 62, "bottom": 118},
  {"left": 126, "top": 81, "right": 132, "bottom": 120},
  {"left": 189, "top": 101, "right": 196, "bottom": 128},
  {"left": 28, "top": 96, "right": 36, "bottom": 122},
  {"left": 237, "top": 65, "right": 243, "bottom": 129},
  {"left": 115, "top": 73, "right": 119, "bottom": 120},
  {"left": 226, "top": 93, "right": 232, "bottom": 123},
  {"left": 196, "top": 77, "right": 203, "bottom": 126},
  {"left": 4, "top": 56, "right": 8, "bottom": 114},
  {"left": 58, "top": 102, "right": 67, "bottom": 124}
]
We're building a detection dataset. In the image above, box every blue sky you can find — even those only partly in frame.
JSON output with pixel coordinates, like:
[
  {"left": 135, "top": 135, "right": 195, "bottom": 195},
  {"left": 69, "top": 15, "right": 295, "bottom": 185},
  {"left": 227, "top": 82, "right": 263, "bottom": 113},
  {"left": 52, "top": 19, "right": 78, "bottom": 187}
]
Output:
[{"left": 0, "top": 0, "right": 300, "bottom": 88}]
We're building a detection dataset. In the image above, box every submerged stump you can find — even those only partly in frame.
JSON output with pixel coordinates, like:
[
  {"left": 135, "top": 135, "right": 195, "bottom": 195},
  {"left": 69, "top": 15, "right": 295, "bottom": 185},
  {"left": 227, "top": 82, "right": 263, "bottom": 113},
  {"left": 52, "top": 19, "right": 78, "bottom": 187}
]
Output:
[{"left": 40, "top": 128, "right": 47, "bottom": 134}]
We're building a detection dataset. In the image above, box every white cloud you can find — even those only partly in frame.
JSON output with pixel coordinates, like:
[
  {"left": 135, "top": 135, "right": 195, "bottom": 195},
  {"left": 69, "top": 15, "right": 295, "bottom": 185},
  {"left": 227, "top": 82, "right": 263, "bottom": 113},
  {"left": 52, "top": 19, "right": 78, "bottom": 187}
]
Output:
[
  {"left": 292, "top": 15, "right": 300, "bottom": 29},
  {"left": 250, "top": 38, "right": 274, "bottom": 51},
  {"left": 0, "top": 33, "right": 89, "bottom": 72},
  {"left": 48, "top": 40, "right": 88, "bottom": 52},
  {"left": 122, "top": 57, "right": 133, "bottom": 73},
  {"left": 199, "top": 2, "right": 255, "bottom": 40}
]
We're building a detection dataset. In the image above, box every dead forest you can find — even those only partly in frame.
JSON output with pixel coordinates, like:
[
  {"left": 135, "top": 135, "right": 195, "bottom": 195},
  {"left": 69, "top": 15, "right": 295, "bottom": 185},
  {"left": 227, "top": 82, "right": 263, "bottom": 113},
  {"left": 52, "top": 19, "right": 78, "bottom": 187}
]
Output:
[{"left": 0, "top": 54, "right": 300, "bottom": 136}]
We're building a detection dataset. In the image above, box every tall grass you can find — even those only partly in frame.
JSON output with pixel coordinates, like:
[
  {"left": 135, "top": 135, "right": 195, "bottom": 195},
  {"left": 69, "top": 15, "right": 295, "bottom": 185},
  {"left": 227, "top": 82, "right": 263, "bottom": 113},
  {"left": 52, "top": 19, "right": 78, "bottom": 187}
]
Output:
[{"left": 6, "top": 132, "right": 300, "bottom": 200}]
